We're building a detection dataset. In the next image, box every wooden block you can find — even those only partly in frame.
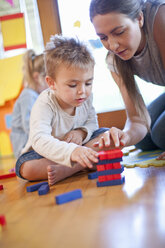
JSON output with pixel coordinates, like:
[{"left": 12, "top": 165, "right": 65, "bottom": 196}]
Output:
[{"left": 55, "top": 189, "right": 82, "bottom": 205}]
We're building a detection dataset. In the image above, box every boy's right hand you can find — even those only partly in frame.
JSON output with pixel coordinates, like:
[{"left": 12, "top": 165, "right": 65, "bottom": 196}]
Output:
[{"left": 70, "top": 146, "right": 99, "bottom": 168}]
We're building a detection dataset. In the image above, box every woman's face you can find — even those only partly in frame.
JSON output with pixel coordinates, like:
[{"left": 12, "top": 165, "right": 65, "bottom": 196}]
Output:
[{"left": 92, "top": 12, "right": 145, "bottom": 60}]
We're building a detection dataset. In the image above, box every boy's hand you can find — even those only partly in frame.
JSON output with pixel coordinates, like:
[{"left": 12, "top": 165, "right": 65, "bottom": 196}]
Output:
[
  {"left": 63, "top": 129, "right": 87, "bottom": 145},
  {"left": 93, "top": 128, "right": 130, "bottom": 149},
  {"left": 70, "top": 146, "right": 98, "bottom": 168}
]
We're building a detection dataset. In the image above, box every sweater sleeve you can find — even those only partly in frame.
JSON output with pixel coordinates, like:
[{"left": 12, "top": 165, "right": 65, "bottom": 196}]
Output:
[
  {"left": 76, "top": 94, "right": 99, "bottom": 144},
  {"left": 29, "top": 96, "right": 78, "bottom": 167}
]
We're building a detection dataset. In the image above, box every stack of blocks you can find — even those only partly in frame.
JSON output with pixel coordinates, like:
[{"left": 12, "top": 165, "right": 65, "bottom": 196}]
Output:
[{"left": 96, "top": 149, "right": 125, "bottom": 187}]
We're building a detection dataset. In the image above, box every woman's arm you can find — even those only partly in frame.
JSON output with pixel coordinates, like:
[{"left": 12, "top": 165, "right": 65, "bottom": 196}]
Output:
[
  {"left": 154, "top": 4, "right": 165, "bottom": 69},
  {"left": 110, "top": 70, "right": 151, "bottom": 147}
]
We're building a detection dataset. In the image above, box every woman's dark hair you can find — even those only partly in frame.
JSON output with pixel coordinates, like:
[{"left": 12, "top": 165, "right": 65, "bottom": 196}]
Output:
[{"left": 90, "top": 0, "right": 146, "bottom": 21}]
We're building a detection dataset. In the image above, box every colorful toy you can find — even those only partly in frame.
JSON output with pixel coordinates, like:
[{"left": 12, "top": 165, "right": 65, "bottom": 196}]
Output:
[
  {"left": 96, "top": 149, "right": 125, "bottom": 187},
  {"left": 97, "top": 149, "right": 123, "bottom": 165},
  {"left": 55, "top": 189, "right": 82, "bottom": 205},
  {"left": 0, "top": 185, "right": 3, "bottom": 190},
  {"left": 88, "top": 171, "right": 98, "bottom": 179},
  {"left": 97, "top": 177, "right": 125, "bottom": 187},
  {"left": 0, "top": 215, "right": 6, "bottom": 226},
  {"left": 38, "top": 184, "right": 50, "bottom": 195},
  {"left": 0, "top": 172, "right": 16, "bottom": 179},
  {"left": 123, "top": 149, "right": 165, "bottom": 168},
  {"left": 26, "top": 182, "right": 48, "bottom": 192}
]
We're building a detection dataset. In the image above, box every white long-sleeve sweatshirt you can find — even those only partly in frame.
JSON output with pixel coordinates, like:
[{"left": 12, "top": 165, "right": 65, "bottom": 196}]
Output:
[{"left": 22, "top": 89, "right": 99, "bottom": 167}]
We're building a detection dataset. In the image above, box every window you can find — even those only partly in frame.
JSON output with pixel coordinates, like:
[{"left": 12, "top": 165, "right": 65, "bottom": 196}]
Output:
[
  {"left": 57, "top": 0, "right": 164, "bottom": 113},
  {"left": 0, "top": 0, "right": 44, "bottom": 59}
]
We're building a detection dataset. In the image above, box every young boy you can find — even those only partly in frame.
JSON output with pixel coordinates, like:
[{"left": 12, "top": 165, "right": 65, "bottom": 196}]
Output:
[{"left": 15, "top": 35, "right": 108, "bottom": 185}]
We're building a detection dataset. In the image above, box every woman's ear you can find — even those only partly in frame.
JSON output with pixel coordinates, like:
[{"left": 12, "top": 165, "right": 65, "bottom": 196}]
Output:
[
  {"left": 45, "top": 76, "right": 56, "bottom": 90},
  {"left": 138, "top": 11, "right": 144, "bottom": 28}
]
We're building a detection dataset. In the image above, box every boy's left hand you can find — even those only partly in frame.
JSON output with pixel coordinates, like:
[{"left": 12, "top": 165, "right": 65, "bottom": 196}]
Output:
[{"left": 63, "top": 129, "right": 87, "bottom": 145}]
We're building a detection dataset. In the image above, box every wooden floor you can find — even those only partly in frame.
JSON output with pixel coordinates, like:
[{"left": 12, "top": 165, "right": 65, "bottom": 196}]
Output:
[{"left": 1, "top": 156, "right": 165, "bottom": 248}]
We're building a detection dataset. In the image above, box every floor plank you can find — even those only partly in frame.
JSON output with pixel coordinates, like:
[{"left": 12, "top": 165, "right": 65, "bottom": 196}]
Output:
[{"left": 0, "top": 156, "right": 165, "bottom": 248}]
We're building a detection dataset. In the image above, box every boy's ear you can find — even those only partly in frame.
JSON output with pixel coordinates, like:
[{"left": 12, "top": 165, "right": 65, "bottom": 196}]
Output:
[{"left": 45, "top": 76, "right": 56, "bottom": 90}]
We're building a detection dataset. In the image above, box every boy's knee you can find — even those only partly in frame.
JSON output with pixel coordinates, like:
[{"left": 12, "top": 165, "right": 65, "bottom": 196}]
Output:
[{"left": 20, "top": 162, "right": 33, "bottom": 180}]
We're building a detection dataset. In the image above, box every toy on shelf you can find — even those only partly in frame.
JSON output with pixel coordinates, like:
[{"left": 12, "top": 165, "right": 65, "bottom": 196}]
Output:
[
  {"left": 55, "top": 189, "right": 82, "bottom": 205},
  {"left": 96, "top": 149, "right": 125, "bottom": 187}
]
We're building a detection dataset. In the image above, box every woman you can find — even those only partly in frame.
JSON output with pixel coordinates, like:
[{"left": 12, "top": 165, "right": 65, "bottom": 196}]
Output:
[{"left": 90, "top": 0, "right": 165, "bottom": 159}]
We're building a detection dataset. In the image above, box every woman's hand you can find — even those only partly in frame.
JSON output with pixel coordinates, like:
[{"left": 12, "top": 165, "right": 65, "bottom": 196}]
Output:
[
  {"left": 156, "top": 151, "right": 165, "bottom": 160},
  {"left": 93, "top": 127, "right": 130, "bottom": 150}
]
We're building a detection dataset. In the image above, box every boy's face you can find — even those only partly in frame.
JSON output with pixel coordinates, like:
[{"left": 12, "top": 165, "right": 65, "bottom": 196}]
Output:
[{"left": 46, "top": 64, "right": 94, "bottom": 113}]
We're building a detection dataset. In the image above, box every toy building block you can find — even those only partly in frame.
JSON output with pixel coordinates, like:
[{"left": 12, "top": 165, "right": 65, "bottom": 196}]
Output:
[
  {"left": 55, "top": 189, "right": 82, "bottom": 205},
  {"left": 96, "top": 164, "right": 105, "bottom": 171},
  {"left": 96, "top": 149, "right": 123, "bottom": 165},
  {"left": 26, "top": 182, "right": 48, "bottom": 192},
  {"left": 98, "top": 174, "right": 122, "bottom": 182},
  {"left": 106, "top": 162, "right": 122, "bottom": 170},
  {"left": 38, "top": 184, "right": 50, "bottom": 195},
  {"left": 98, "top": 149, "right": 123, "bottom": 160},
  {"left": 97, "top": 176, "right": 125, "bottom": 187},
  {"left": 97, "top": 157, "right": 122, "bottom": 165},
  {"left": 88, "top": 171, "right": 98, "bottom": 179},
  {"left": 97, "top": 165, "right": 124, "bottom": 176},
  {"left": 0, "top": 215, "right": 6, "bottom": 226},
  {"left": 0, "top": 172, "right": 16, "bottom": 179},
  {"left": 97, "top": 162, "right": 122, "bottom": 171},
  {"left": 0, "top": 185, "right": 3, "bottom": 190}
]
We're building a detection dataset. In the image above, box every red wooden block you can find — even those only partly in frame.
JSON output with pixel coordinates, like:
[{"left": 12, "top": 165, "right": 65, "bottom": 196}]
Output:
[
  {"left": 98, "top": 151, "right": 107, "bottom": 160},
  {"left": 112, "top": 162, "right": 122, "bottom": 169},
  {"left": 98, "top": 174, "right": 122, "bottom": 182},
  {"left": 97, "top": 162, "right": 122, "bottom": 171},
  {"left": 104, "top": 163, "right": 113, "bottom": 170},
  {"left": 98, "top": 149, "right": 123, "bottom": 161},
  {"left": 0, "top": 215, "right": 6, "bottom": 226},
  {"left": 0, "top": 172, "right": 16, "bottom": 179},
  {"left": 105, "top": 162, "right": 122, "bottom": 170},
  {"left": 97, "top": 176, "right": 125, "bottom": 187},
  {"left": 106, "top": 149, "right": 123, "bottom": 159},
  {"left": 98, "top": 175, "right": 106, "bottom": 182},
  {"left": 96, "top": 164, "right": 106, "bottom": 171},
  {"left": 0, "top": 185, "right": 3, "bottom": 190}
]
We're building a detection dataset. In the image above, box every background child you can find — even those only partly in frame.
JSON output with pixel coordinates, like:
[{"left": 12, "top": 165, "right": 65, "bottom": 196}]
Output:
[
  {"left": 15, "top": 35, "right": 108, "bottom": 185},
  {"left": 10, "top": 49, "right": 48, "bottom": 159}
]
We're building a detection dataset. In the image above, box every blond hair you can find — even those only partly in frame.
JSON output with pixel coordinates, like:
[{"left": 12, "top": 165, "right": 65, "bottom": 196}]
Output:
[
  {"left": 22, "top": 49, "right": 45, "bottom": 89},
  {"left": 44, "top": 35, "right": 95, "bottom": 79}
]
